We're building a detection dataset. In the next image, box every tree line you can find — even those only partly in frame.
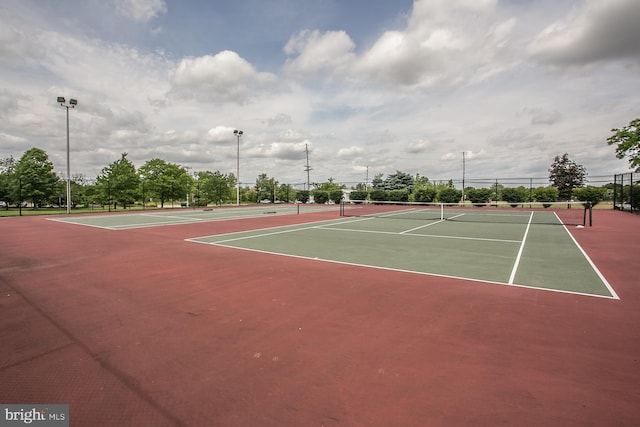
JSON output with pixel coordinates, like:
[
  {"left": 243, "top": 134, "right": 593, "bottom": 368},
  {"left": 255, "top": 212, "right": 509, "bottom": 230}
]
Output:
[
  {"left": 0, "top": 148, "right": 344, "bottom": 210},
  {"left": 2, "top": 117, "right": 640, "bottom": 211},
  {"left": 350, "top": 154, "right": 609, "bottom": 205},
  {"left": 0, "top": 148, "right": 619, "bottom": 211}
]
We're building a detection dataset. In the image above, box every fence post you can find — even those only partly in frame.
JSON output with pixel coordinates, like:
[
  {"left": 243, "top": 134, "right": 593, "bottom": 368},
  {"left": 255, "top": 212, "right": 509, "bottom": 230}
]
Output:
[
  {"left": 631, "top": 172, "right": 635, "bottom": 212},
  {"left": 18, "top": 177, "right": 22, "bottom": 216}
]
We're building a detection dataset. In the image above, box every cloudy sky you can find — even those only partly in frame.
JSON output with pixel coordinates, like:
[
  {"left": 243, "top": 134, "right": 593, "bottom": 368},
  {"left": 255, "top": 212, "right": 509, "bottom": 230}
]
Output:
[{"left": 1, "top": 0, "right": 639, "bottom": 188}]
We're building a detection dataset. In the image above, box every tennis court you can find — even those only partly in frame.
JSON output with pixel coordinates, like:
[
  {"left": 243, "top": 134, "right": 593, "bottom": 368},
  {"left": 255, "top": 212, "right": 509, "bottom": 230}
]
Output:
[
  {"left": 47, "top": 204, "right": 335, "bottom": 230},
  {"left": 2, "top": 204, "right": 638, "bottom": 426},
  {"left": 187, "top": 203, "right": 617, "bottom": 299}
]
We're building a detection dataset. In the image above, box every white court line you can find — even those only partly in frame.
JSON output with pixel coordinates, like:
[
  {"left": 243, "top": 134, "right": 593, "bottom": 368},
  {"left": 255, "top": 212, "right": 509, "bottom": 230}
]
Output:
[
  {"left": 555, "top": 212, "right": 620, "bottom": 300},
  {"left": 197, "top": 218, "right": 371, "bottom": 245},
  {"left": 187, "top": 239, "right": 617, "bottom": 300},
  {"left": 186, "top": 216, "right": 371, "bottom": 242},
  {"left": 46, "top": 217, "right": 114, "bottom": 230},
  {"left": 192, "top": 214, "right": 520, "bottom": 245},
  {"left": 323, "top": 226, "right": 521, "bottom": 244},
  {"left": 186, "top": 214, "right": 618, "bottom": 299},
  {"left": 138, "top": 214, "right": 206, "bottom": 221},
  {"left": 399, "top": 213, "right": 466, "bottom": 234},
  {"left": 48, "top": 206, "right": 321, "bottom": 230},
  {"left": 508, "top": 211, "right": 534, "bottom": 284},
  {"left": 400, "top": 219, "right": 445, "bottom": 233}
]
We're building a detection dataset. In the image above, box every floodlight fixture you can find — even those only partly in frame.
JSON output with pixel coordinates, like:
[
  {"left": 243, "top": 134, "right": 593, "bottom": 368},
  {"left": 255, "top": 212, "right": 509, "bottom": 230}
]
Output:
[
  {"left": 57, "top": 97, "right": 65, "bottom": 103},
  {"left": 69, "top": 98, "right": 78, "bottom": 105}
]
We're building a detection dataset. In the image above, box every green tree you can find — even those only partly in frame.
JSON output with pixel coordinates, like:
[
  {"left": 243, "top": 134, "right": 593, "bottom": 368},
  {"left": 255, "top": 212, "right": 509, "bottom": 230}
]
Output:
[
  {"left": 97, "top": 153, "right": 140, "bottom": 209},
  {"left": 352, "top": 182, "right": 367, "bottom": 191},
  {"left": 277, "top": 184, "right": 295, "bottom": 203},
  {"left": 371, "top": 173, "right": 384, "bottom": 190},
  {"left": 197, "top": 171, "right": 233, "bottom": 206},
  {"left": 0, "top": 156, "right": 16, "bottom": 209},
  {"left": 66, "top": 173, "right": 91, "bottom": 208},
  {"left": 548, "top": 153, "right": 587, "bottom": 200},
  {"left": 412, "top": 175, "right": 436, "bottom": 202},
  {"left": 607, "top": 118, "right": 640, "bottom": 171},
  {"left": 255, "top": 173, "right": 276, "bottom": 202},
  {"left": 383, "top": 171, "right": 414, "bottom": 192},
  {"left": 139, "top": 159, "right": 191, "bottom": 208},
  {"left": 13, "top": 148, "right": 59, "bottom": 208},
  {"left": 414, "top": 174, "right": 430, "bottom": 188}
]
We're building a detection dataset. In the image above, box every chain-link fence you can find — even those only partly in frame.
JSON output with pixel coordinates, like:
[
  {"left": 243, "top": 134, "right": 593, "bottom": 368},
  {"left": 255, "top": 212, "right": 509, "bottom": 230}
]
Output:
[{"left": 613, "top": 172, "right": 639, "bottom": 213}]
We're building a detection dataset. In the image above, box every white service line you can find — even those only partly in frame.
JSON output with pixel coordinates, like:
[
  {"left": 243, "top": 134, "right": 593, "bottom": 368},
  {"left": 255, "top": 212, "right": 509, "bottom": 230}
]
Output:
[
  {"left": 508, "top": 211, "right": 534, "bottom": 284},
  {"left": 555, "top": 212, "right": 620, "bottom": 300}
]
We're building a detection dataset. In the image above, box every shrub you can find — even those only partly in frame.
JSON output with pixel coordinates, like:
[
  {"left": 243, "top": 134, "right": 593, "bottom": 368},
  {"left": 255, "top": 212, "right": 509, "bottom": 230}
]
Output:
[
  {"left": 624, "top": 184, "right": 640, "bottom": 205},
  {"left": 437, "top": 187, "right": 461, "bottom": 204},
  {"left": 350, "top": 190, "right": 368, "bottom": 202},
  {"left": 466, "top": 188, "right": 493, "bottom": 205},
  {"left": 533, "top": 187, "right": 558, "bottom": 207},
  {"left": 297, "top": 190, "right": 310, "bottom": 203},
  {"left": 329, "top": 189, "right": 343, "bottom": 204},
  {"left": 387, "top": 189, "right": 409, "bottom": 202},
  {"left": 414, "top": 187, "right": 437, "bottom": 203},
  {"left": 312, "top": 191, "right": 329, "bottom": 204},
  {"left": 501, "top": 187, "right": 526, "bottom": 206},
  {"left": 573, "top": 186, "right": 606, "bottom": 206},
  {"left": 369, "top": 189, "right": 388, "bottom": 202}
]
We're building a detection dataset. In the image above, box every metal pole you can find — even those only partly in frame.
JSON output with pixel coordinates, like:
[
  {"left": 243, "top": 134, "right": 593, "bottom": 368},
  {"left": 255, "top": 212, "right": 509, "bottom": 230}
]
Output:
[
  {"left": 18, "top": 178, "right": 22, "bottom": 216},
  {"left": 236, "top": 133, "right": 240, "bottom": 206},
  {"left": 631, "top": 172, "right": 635, "bottom": 212},
  {"left": 461, "top": 151, "right": 466, "bottom": 204},
  {"left": 621, "top": 173, "right": 625, "bottom": 211},
  {"left": 66, "top": 106, "right": 71, "bottom": 214}
]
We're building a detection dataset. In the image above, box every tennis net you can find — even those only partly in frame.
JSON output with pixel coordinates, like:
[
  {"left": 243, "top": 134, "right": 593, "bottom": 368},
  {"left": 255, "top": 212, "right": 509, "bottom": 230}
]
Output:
[{"left": 340, "top": 201, "right": 592, "bottom": 226}]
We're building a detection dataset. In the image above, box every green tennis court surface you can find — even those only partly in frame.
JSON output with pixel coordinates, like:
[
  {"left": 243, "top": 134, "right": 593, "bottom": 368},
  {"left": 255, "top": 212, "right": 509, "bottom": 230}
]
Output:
[
  {"left": 188, "top": 212, "right": 617, "bottom": 299},
  {"left": 47, "top": 204, "right": 336, "bottom": 230}
]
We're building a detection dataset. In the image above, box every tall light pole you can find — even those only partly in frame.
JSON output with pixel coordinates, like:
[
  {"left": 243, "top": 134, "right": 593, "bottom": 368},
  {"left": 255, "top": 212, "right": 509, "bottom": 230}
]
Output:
[
  {"left": 58, "top": 97, "right": 77, "bottom": 214},
  {"left": 462, "top": 151, "right": 466, "bottom": 205},
  {"left": 233, "top": 129, "right": 243, "bottom": 206}
]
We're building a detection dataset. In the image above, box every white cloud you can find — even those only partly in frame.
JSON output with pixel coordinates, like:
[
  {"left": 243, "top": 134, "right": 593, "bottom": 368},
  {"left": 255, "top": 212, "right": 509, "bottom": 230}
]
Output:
[
  {"left": 283, "top": 30, "right": 356, "bottom": 77},
  {"left": 277, "top": 129, "right": 307, "bottom": 143},
  {"left": 529, "top": 0, "right": 640, "bottom": 66},
  {"left": 0, "top": 0, "right": 634, "bottom": 185},
  {"left": 248, "top": 141, "right": 310, "bottom": 161},
  {"left": 170, "top": 51, "right": 281, "bottom": 103},
  {"left": 406, "top": 139, "right": 430, "bottom": 154},
  {"left": 114, "top": 0, "right": 167, "bottom": 23},
  {"left": 337, "top": 146, "right": 364, "bottom": 158},
  {"left": 521, "top": 108, "right": 562, "bottom": 126},
  {"left": 351, "top": 0, "right": 518, "bottom": 89},
  {"left": 206, "top": 126, "right": 236, "bottom": 143},
  {"left": 265, "top": 113, "right": 293, "bottom": 128}
]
